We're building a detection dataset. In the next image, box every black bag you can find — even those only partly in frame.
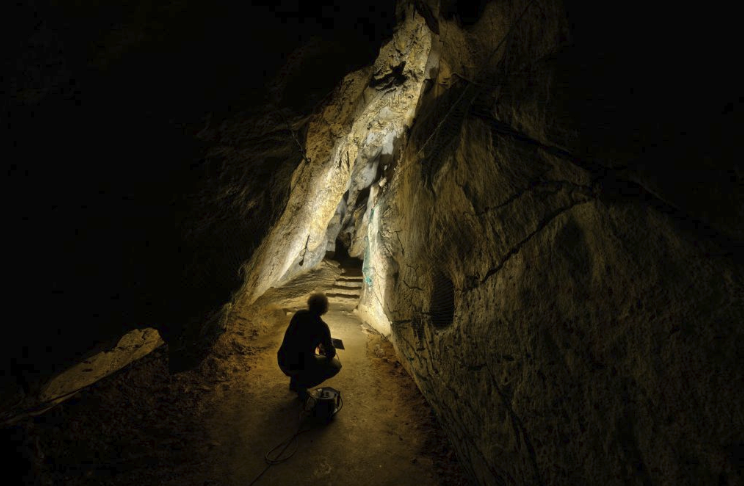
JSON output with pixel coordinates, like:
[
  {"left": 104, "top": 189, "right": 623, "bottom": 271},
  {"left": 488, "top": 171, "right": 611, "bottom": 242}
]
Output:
[{"left": 309, "top": 387, "right": 342, "bottom": 422}]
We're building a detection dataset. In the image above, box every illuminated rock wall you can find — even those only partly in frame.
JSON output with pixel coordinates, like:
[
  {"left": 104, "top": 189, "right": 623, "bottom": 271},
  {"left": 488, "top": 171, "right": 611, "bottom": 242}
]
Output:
[
  {"left": 239, "top": 3, "right": 434, "bottom": 307},
  {"left": 3, "top": 0, "right": 399, "bottom": 420},
  {"left": 9, "top": 1, "right": 742, "bottom": 482},
  {"left": 368, "top": 1, "right": 744, "bottom": 484},
  {"left": 238, "top": 3, "right": 743, "bottom": 483}
]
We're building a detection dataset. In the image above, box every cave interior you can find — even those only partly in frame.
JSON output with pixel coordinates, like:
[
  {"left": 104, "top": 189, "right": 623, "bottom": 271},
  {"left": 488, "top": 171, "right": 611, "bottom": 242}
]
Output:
[{"left": 3, "top": 0, "right": 743, "bottom": 484}]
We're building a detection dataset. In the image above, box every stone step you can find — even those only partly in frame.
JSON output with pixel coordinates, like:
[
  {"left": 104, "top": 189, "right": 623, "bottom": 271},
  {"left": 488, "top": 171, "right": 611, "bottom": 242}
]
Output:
[
  {"left": 337, "top": 275, "right": 364, "bottom": 282},
  {"left": 326, "top": 292, "right": 361, "bottom": 302},
  {"left": 333, "top": 279, "right": 363, "bottom": 288},
  {"left": 329, "top": 286, "right": 362, "bottom": 296},
  {"left": 327, "top": 294, "right": 360, "bottom": 309}
]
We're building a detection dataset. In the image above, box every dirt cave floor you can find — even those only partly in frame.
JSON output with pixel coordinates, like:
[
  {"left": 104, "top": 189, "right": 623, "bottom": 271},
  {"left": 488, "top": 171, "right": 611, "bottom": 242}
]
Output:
[{"left": 8, "top": 265, "right": 470, "bottom": 486}]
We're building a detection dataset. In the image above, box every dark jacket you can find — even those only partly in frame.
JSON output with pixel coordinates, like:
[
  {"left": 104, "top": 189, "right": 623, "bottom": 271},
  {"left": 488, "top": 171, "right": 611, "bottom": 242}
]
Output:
[{"left": 277, "top": 310, "right": 335, "bottom": 371}]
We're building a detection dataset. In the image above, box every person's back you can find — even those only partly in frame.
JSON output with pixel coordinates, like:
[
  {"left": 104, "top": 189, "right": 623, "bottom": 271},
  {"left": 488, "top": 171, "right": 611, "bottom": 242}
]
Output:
[
  {"left": 276, "top": 293, "right": 341, "bottom": 399},
  {"left": 278, "top": 309, "right": 335, "bottom": 371}
]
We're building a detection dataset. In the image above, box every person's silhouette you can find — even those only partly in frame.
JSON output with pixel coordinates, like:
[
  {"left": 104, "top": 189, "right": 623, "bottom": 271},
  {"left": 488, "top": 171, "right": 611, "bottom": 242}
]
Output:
[{"left": 277, "top": 293, "right": 342, "bottom": 400}]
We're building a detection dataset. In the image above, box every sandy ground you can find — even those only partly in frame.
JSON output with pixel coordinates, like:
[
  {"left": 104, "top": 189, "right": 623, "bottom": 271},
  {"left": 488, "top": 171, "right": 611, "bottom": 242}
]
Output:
[
  {"left": 7, "top": 264, "right": 470, "bottom": 486},
  {"left": 206, "top": 308, "right": 460, "bottom": 486}
]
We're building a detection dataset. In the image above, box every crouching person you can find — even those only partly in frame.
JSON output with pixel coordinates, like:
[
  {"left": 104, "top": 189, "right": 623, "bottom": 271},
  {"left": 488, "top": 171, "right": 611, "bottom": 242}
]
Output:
[{"left": 277, "top": 293, "right": 342, "bottom": 400}]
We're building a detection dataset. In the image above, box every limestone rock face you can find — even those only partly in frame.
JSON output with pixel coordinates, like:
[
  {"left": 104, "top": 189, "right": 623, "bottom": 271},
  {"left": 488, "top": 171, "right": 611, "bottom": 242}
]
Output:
[
  {"left": 358, "top": 1, "right": 743, "bottom": 485},
  {"left": 239, "top": 3, "right": 434, "bottom": 305},
  {"left": 39, "top": 329, "right": 163, "bottom": 406},
  {"left": 232, "top": 2, "right": 743, "bottom": 482},
  {"left": 7, "top": 0, "right": 743, "bottom": 483},
  {"left": 4, "top": 0, "right": 396, "bottom": 418}
]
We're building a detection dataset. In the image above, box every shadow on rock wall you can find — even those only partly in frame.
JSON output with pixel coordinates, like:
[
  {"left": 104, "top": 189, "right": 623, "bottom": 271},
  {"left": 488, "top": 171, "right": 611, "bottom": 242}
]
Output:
[
  {"left": 3, "top": 0, "right": 396, "bottom": 416},
  {"left": 382, "top": 1, "right": 743, "bottom": 485}
]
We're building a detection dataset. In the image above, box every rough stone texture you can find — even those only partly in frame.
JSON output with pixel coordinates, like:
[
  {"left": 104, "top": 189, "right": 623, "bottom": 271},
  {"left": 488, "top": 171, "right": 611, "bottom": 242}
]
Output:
[
  {"left": 39, "top": 329, "right": 163, "bottom": 405},
  {"left": 6, "top": 0, "right": 743, "bottom": 483},
  {"left": 4, "top": 0, "right": 396, "bottom": 419},
  {"left": 182, "top": 1, "right": 744, "bottom": 482},
  {"left": 2, "top": 328, "right": 163, "bottom": 425},
  {"left": 239, "top": 3, "right": 434, "bottom": 304},
  {"left": 360, "top": 1, "right": 744, "bottom": 485}
]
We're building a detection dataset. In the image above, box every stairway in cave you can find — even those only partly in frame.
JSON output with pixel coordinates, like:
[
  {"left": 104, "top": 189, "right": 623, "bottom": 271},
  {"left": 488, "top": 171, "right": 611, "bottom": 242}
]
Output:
[
  {"left": 326, "top": 261, "right": 364, "bottom": 309},
  {"left": 326, "top": 269, "right": 363, "bottom": 307},
  {"left": 324, "top": 237, "right": 365, "bottom": 308}
]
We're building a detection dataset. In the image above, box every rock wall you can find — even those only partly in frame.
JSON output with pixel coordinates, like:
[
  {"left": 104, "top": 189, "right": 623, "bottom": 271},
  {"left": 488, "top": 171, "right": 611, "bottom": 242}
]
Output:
[
  {"left": 238, "top": 3, "right": 434, "bottom": 307},
  {"left": 3, "top": 0, "right": 397, "bottom": 419},
  {"left": 8, "top": 0, "right": 743, "bottom": 482},
  {"left": 362, "top": 1, "right": 743, "bottom": 484},
  {"left": 38, "top": 329, "right": 163, "bottom": 407}
]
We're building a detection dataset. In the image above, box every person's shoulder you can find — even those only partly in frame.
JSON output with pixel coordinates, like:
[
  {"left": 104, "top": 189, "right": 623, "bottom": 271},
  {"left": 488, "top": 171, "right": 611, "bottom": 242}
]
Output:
[
  {"left": 291, "top": 309, "right": 311, "bottom": 321},
  {"left": 291, "top": 309, "right": 325, "bottom": 325}
]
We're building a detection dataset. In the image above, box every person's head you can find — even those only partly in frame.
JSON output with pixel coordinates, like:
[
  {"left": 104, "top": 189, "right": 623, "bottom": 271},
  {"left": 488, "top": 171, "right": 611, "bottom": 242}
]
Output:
[{"left": 307, "top": 293, "right": 329, "bottom": 316}]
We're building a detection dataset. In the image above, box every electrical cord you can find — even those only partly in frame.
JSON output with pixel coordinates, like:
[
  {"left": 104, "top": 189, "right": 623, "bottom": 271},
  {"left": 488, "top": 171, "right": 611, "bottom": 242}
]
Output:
[
  {"left": 246, "top": 399, "right": 315, "bottom": 486},
  {"left": 246, "top": 344, "right": 344, "bottom": 485},
  {"left": 246, "top": 391, "right": 343, "bottom": 486}
]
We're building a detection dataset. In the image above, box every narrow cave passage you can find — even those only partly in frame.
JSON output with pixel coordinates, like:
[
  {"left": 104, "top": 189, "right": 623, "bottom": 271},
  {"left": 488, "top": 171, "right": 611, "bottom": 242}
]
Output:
[
  {"left": 5, "top": 0, "right": 742, "bottom": 484},
  {"left": 203, "top": 262, "right": 468, "bottom": 485},
  {"left": 10, "top": 260, "right": 469, "bottom": 486}
]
